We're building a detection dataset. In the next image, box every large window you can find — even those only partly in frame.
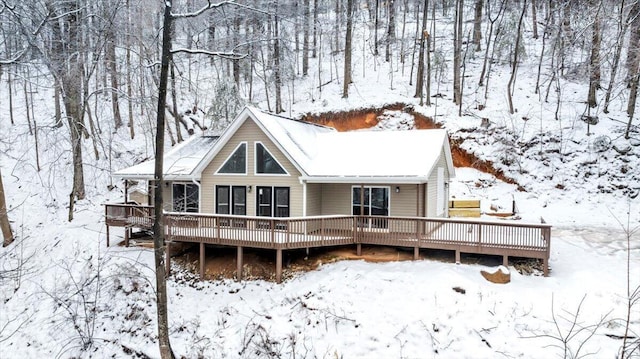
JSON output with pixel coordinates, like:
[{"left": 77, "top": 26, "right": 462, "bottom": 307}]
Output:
[
  {"left": 257, "top": 186, "right": 290, "bottom": 217},
  {"left": 255, "top": 142, "right": 287, "bottom": 174},
  {"left": 216, "top": 185, "right": 246, "bottom": 215},
  {"left": 352, "top": 186, "right": 389, "bottom": 228},
  {"left": 218, "top": 143, "right": 247, "bottom": 174},
  {"left": 172, "top": 183, "right": 199, "bottom": 212}
]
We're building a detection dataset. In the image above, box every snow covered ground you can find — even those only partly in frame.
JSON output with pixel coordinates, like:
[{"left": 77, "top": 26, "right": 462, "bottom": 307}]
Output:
[{"left": 1, "top": 5, "right": 639, "bottom": 358}]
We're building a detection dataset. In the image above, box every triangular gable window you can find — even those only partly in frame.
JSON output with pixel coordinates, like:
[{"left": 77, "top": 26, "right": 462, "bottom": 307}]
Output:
[
  {"left": 256, "top": 142, "right": 287, "bottom": 174},
  {"left": 218, "top": 142, "right": 246, "bottom": 174}
]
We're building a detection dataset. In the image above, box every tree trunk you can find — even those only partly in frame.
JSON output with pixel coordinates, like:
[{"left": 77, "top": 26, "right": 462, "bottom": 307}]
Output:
[
  {"left": 627, "top": 67, "right": 638, "bottom": 139},
  {"left": 274, "top": 4, "right": 283, "bottom": 113},
  {"left": 626, "top": 1, "right": 640, "bottom": 88},
  {"left": 531, "top": 0, "right": 538, "bottom": 39},
  {"left": 54, "top": 78, "right": 62, "bottom": 127},
  {"left": 507, "top": 0, "right": 527, "bottom": 114},
  {"left": 154, "top": 3, "right": 176, "bottom": 358},
  {"left": 453, "top": 0, "right": 463, "bottom": 105},
  {"left": 343, "top": 0, "right": 354, "bottom": 98},
  {"left": 587, "top": 0, "right": 602, "bottom": 108},
  {"left": 303, "top": 0, "right": 310, "bottom": 76},
  {"left": 415, "top": 0, "right": 429, "bottom": 101},
  {"left": 385, "top": 0, "right": 396, "bottom": 62},
  {"left": 604, "top": 0, "right": 630, "bottom": 113},
  {"left": 126, "top": 0, "right": 135, "bottom": 139},
  {"left": 312, "top": 0, "right": 318, "bottom": 58},
  {"left": 374, "top": 0, "right": 379, "bottom": 56},
  {"left": 473, "top": 0, "right": 483, "bottom": 51},
  {"left": 0, "top": 170, "right": 13, "bottom": 247},
  {"left": 106, "top": 27, "right": 123, "bottom": 129}
]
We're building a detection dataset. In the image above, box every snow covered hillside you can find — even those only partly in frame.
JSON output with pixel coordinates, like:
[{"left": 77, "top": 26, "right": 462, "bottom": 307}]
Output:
[{"left": 1, "top": 1, "right": 639, "bottom": 358}]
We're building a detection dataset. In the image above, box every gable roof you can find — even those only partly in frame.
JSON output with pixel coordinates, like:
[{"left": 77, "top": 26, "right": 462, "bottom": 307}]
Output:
[{"left": 114, "top": 106, "right": 455, "bottom": 183}]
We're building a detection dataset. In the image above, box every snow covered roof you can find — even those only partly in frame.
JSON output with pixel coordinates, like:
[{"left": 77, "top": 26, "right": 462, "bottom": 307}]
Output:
[
  {"left": 114, "top": 135, "right": 219, "bottom": 180},
  {"left": 114, "top": 106, "right": 455, "bottom": 183},
  {"left": 303, "top": 129, "right": 454, "bottom": 182}
]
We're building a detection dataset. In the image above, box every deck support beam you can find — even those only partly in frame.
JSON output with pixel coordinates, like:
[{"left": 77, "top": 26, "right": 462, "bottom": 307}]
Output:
[
  {"left": 502, "top": 255, "right": 509, "bottom": 267},
  {"left": 276, "top": 249, "right": 283, "bottom": 283},
  {"left": 200, "top": 242, "right": 205, "bottom": 280},
  {"left": 124, "top": 227, "right": 130, "bottom": 247},
  {"left": 106, "top": 224, "right": 110, "bottom": 247},
  {"left": 165, "top": 241, "right": 171, "bottom": 276},
  {"left": 236, "top": 246, "right": 243, "bottom": 281},
  {"left": 543, "top": 257, "right": 549, "bottom": 277},
  {"left": 414, "top": 247, "right": 419, "bottom": 260},
  {"left": 356, "top": 243, "right": 362, "bottom": 256},
  {"left": 455, "top": 250, "right": 461, "bottom": 264}
]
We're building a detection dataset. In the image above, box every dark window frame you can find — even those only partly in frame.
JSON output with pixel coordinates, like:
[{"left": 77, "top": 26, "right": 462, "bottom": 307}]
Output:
[
  {"left": 218, "top": 142, "right": 247, "bottom": 174},
  {"left": 172, "top": 182, "right": 200, "bottom": 213},
  {"left": 255, "top": 142, "right": 288, "bottom": 175}
]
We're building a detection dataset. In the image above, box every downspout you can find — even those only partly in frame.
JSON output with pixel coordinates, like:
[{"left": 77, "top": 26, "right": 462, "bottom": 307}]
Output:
[{"left": 301, "top": 179, "right": 307, "bottom": 217}]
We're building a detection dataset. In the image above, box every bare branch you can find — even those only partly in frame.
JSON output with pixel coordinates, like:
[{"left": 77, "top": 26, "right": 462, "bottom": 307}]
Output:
[{"left": 170, "top": 47, "right": 246, "bottom": 60}]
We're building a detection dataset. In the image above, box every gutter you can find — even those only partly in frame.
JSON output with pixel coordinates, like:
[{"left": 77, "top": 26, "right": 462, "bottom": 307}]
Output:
[{"left": 299, "top": 176, "right": 430, "bottom": 184}]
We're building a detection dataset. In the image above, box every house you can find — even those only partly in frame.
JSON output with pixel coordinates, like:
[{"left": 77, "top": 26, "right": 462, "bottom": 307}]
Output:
[
  {"left": 108, "top": 106, "right": 550, "bottom": 282},
  {"left": 114, "top": 106, "right": 455, "bottom": 222}
]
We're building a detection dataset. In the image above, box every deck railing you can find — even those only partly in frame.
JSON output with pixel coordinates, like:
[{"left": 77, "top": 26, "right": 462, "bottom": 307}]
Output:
[
  {"left": 105, "top": 202, "right": 154, "bottom": 228},
  {"left": 104, "top": 204, "right": 551, "bottom": 275}
]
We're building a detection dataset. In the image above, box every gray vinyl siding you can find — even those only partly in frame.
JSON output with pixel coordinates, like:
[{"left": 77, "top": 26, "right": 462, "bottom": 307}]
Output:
[
  {"left": 200, "top": 119, "right": 304, "bottom": 216},
  {"left": 320, "top": 183, "right": 419, "bottom": 217},
  {"left": 305, "top": 183, "right": 323, "bottom": 216},
  {"left": 320, "top": 183, "right": 351, "bottom": 215}
]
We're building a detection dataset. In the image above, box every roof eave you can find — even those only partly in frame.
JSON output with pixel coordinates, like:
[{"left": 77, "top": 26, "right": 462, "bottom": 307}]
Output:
[{"left": 300, "top": 176, "right": 430, "bottom": 184}]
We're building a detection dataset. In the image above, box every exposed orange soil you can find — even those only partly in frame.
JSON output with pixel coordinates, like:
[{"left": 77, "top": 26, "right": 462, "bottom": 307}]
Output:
[
  {"left": 303, "top": 104, "right": 524, "bottom": 191},
  {"left": 173, "top": 245, "right": 432, "bottom": 281}
]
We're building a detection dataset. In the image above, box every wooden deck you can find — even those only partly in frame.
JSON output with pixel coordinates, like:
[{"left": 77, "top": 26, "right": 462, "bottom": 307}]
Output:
[{"left": 105, "top": 203, "right": 551, "bottom": 282}]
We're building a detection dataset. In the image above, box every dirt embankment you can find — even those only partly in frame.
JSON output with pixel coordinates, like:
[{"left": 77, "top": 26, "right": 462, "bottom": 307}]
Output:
[{"left": 303, "top": 104, "right": 524, "bottom": 190}]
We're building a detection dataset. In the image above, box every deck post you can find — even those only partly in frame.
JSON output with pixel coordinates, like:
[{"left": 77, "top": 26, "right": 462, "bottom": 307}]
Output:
[
  {"left": 356, "top": 243, "right": 362, "bottom": 256},
  {"left": 455, "top": 249, "right": 461, "bottom": 264},
  {"left": 503, "top": 255, "right": 508, "bottom": 267},
  {"left": 543, "top": 226, "right": 551, "bottom": 277},
  {"left": 276, "top": 248, "right": 283, "bottom": 283},
  {"left": 124, "top": 226, "right": 130, "bottom": 247},
  {"left": 165, "top": 241, "right": 171, "bottom": 276},
  {"left": 236, "top": 246, "right": 243, "bottom": 281},
  {"left": 414, "top": 247, "right": 419, "bottom": 260},
  {"left": 105, "top": 205, "right": 110, "bottom": 247},
  {"left": 199, "top": 242, "right": 205, "bottom": 280}
]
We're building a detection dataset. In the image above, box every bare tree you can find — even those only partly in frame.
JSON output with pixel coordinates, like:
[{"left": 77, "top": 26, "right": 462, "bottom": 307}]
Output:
[
  {"left": 385, "top": 0, "right": 396, "bottom": 62},
  {"left": 507, "top": 0, "right": 527, "bottom": 114},
  {"left": 604, "top": 0, "right": 631, "bottom": 113},
  {"left": 343, "top": 0, "right": 353, "bottom": 98},
  {"left": 587, "top": 0, "right": 602, "bottom": 108},
  {"left": 154, "top": 2, "right": 176, "bottom": 358},
  {"left": 415, "top": 0, "right": 430, "bottom": 104},
  {"left": 453, "top": 0, "right": 463, "bottom": 105},
  {"left": 473, "top": 0, "right": 483, "bottom": 51},
  {"left": 0, "top": 169, "right": 13, "bottom": 247}
]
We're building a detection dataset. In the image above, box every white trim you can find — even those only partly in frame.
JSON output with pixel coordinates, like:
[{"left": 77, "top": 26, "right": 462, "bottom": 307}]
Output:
[
  {"left": 300, "top": 176, "right": 429, "bottom": 184},
  {"left": 253, "top": 141, "right": 290, "bottom": 176},
  {"left": 302, "top": 181, "right": 307, "bottom": 217},
  {"left": 215, "top": 141, "right": 248, "bottom": 175}
]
